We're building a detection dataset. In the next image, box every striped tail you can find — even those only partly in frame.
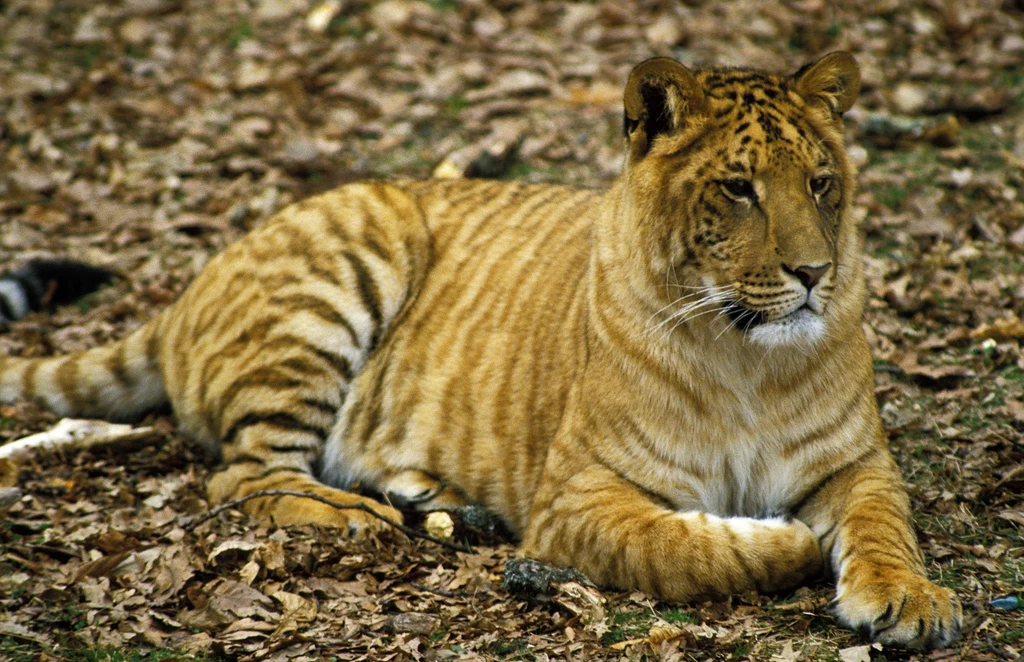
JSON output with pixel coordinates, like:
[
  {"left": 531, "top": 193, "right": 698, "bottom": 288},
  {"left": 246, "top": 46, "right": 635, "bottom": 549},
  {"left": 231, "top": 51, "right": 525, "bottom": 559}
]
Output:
[{"left": 0, "top": 310, "right": 168, "bottom": 421}]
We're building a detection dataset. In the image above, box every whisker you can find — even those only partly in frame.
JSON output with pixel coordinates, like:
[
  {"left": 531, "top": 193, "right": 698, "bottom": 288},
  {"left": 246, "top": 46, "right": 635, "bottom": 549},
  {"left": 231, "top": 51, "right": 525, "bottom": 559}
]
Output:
[
  {"left": 669, "top": 304, "right": 731, "bottom": 332},
  {"left": 658, "top": 301, "right": 727, "bottom": 337},
  {"left": 648, "top": 287, "right": 725, "bottom": 319},
  {"left": 669, "top": 294, "right": 741, "bottom": 336},
  {"left": 715, "top": 307, "right": 757, "bottom": 341},
  {"left": 646, "top": 288, "right": 733, "bottom": 337}
]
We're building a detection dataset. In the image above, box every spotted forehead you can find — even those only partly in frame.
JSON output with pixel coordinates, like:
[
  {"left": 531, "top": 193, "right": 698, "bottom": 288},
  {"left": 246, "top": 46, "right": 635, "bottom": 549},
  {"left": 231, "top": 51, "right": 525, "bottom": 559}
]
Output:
[{"left": 696, "top": 68, "right": 832, "bottom": 170}]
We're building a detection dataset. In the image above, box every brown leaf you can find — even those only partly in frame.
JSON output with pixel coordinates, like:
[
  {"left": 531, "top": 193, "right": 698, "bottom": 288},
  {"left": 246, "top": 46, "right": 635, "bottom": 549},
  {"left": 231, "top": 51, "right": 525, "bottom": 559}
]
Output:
[
  {"left": 93, "top": 530, "right": 141, "bottom": 554},
  {"left": 239, "top": 559, "right": 260, "bottom": 585},
  {"left": 271, "top": 590, "right": 318, "bottom": 636},
  {"left": 893, "top": 352, "right": 974, "bottom": 383},
  {"left": 0, "top": 620, "right": 54, "bottom": 650},
  {"left": 838, "top": 644, "right": 879, "bottom": 662},
  {"left": 178, "top": 579, "right": 279, "bottom": 630},
  {"left": 74, "top": 551, "right": 134, "bottom": 582},
  {"left": 0, "top": 458, "right": 18, "bottom": 488},
  {"left": 970, "top": 314, "right": 1024, "bottom": 342},
  {"left": 771, "top": 641, "right": 801, "bottom": 662},
  {"left": 0, "top": 487, "right": 20, "bottom": 512},
  {"left": 997, "top": 510, "right": 1024, "bottom": 528},
  {"left": 207, "top": 539, "right": 261, "bottom": 565},
  {"left": 551, "top": 581, "right": 607, "bottom": 636},
  {"left": 387, "top": 612, "right": 440, "bottom": 636},
  {"left": 979, "top": 465, "right": 1024, "bottom": 502},
  {"left": 305, "top": 577, "right": 369, "bottom": 598}
]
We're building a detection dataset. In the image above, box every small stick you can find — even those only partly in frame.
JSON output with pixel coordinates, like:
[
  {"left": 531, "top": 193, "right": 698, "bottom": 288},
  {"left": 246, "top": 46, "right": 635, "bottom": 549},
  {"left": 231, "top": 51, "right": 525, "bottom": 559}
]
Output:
[
  {"left": 410, "top": 582, "right": 473, "bottom": 598},
  {"left": 0, "top": 418, "right": 157, "bottom": 463},
  {"left": 179, "top": 488, "right": 472, "bottom": 553}
]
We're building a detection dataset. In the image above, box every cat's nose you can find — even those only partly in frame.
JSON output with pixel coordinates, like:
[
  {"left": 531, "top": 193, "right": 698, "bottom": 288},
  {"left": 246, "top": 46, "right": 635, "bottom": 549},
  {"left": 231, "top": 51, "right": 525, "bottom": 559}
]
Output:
[{"left": 785, "top": 262, "right": 830, "bottom": 290}]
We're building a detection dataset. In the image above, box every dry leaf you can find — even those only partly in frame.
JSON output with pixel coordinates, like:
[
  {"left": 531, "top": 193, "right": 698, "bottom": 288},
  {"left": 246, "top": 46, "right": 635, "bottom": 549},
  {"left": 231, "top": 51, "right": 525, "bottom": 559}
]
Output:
[
  {"left": 838, "top": 644, "right": 871, "bottom": 662},
  {"left": 0, "top": 487, "right": 21, "bottom": 512},
  {"left": 838, "top": 643, "right": 882, "bottom": 662},
  {"left": 971, "top": 314, "right": 1024, "bottom": 342},
  {"left": 0, "top": 458, "right": 18, "bottom": 488},
  {"left": 208, "top": 539, "right": 261, "bottom": 564},
  {"left": 893, "top": 352, "right": 974, "bottom": 382},
  {"left": 387, "top": 612, "right": 440, "bottom": 635},
  {"left": 998, "top": 510, "right": 1024, "bottom": 528},
  {"left": 609, "top": 623, "right": 699, "bottom": 653},
  {"left": 771, "top": 641, "right": 800, "bottom": 662},
  {"left": 306, "top": 0, "right": 342, "bottom": 32},
  {"left": 239, "top": 560, "right": 261, "bottom": 585},
  {"left": 0, "top": 620, "right": 54, "bottom": 650},
  {"left": 551, "top": 581, "right": 607, "bottom": 636}
]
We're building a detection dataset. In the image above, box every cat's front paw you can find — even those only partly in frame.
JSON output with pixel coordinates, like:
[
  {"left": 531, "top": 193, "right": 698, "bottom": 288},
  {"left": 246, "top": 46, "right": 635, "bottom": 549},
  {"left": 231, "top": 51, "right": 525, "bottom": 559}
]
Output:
[{"left": 832, "top": 568, "right": 961, "bottom": 650}]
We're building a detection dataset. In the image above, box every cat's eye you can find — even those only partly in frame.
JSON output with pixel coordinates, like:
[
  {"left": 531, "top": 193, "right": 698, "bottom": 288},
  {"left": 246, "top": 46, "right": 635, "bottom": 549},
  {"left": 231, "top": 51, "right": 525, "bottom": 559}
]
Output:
[
  {"left": 720, "top": 179, "right": 756, "bottom": 201},
  {"left": 810, "top": 176, "right": 832, "bottom": 196}
]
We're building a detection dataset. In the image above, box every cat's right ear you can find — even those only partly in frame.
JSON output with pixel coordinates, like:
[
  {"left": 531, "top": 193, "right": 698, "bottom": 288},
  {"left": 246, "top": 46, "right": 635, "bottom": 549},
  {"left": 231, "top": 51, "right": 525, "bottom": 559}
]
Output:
[
  {"left": 623, "top": 58, "right": 705, "bottom": 158},
  {"left": 793, "top": 51, "right": 860, "bottom": 118}
]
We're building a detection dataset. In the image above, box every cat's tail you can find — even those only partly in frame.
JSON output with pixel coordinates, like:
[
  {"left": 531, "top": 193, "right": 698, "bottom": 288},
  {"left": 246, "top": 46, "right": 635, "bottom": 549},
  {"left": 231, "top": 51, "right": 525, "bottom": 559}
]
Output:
[
  {"left": 0, "top": 259, "right": 115, "bottom": 323},
  {"left": 0, "top": 309, "right": 170, "bottom": 420}
]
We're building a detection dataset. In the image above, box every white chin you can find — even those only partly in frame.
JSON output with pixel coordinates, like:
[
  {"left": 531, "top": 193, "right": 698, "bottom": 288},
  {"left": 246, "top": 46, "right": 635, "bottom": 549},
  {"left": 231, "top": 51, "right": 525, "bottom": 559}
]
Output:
[{"left": 748, "top": 308, "right": 826, "bottom": 348}]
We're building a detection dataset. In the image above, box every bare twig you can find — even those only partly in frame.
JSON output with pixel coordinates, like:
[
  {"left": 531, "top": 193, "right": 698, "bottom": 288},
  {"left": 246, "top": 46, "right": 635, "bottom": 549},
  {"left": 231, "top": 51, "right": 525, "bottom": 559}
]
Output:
[
  {"left": 179, "top": 488, "right": 472, "bottom": 553},
  {"left": 410, "top": 582, "right": 474, "bottom": 598},
  {"left": 0, "top": 418, "right": 157, "bottom": 463}
]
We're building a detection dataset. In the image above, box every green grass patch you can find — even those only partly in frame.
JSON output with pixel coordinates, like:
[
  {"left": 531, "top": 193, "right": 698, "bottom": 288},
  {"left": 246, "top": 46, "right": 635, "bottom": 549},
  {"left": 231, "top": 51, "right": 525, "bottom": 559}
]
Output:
[
  {"left": 227, "top": 21, "right": 253, "bottom": 49},
  {"left": 75, "top": 295, "right": 101, "bottom": 314},
  {"left": 658, "top": 607, "right": 697, "bottom": 625},
  {"left": 75, "top": 43, "right": 102, "bottom": 69},
  {"left": 52, "top": 43, "right": 105, "bottom": 70},
  {"left": 65, "top": 647, "right": 202, "bottom": 662},
  {"left": 327, "top": 15, "right": 369, "bottom": 38},
  {"left": 966, "top": 251, "right": 1024, "bottom": 280},
  {"left": 729, "top": 640, "right": 752, "bottom": 659},
  {"left": 444, "top": 94, "right": 469, "bottom": 117},
  {"left": 1002, "top": 365, "right": 1024, "bottom": 379},
  {"left": 875, "top": 184, "right": 907, "bottom": 211},
  {"left": 486, "top": 637, "right": 535, "bottom": 660},
  {"left": 426, "top": 0, "right": 458, "bottom": 11},
  {"left": 0, "top": 623, "right": 201, "bottom": 662},
  {"left": 999, "top": 623, "right": 1024, "bottom": 645},
  {"left": 0, "top": 638, "right": 39, "bottom": 662},
  {"left": 865, "top": 237, "right": 910, "bottom": 263},
  {"left": 123, "top": 43, "right": 147, "bottom": 59},
  {"left": 958, "top": 122, "right": 1019, "bottom": 167},
  {"left": 600, "top": 608, "right": 654, "bottom": 646}
]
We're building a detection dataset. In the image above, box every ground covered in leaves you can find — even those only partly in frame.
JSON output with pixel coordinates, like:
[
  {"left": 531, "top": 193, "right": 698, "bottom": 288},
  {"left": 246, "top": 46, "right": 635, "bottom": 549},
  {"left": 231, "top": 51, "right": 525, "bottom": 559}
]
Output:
[{"left": 1, "top": 0, "right": 1023, "bottom": 660}]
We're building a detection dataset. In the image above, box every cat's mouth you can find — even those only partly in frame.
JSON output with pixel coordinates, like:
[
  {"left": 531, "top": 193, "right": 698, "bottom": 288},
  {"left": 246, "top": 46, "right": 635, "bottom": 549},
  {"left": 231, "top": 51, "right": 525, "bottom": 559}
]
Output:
[
  {"left": 723, "top": 302, "right": 766, "bottom": 331},
  {"left": 730, "top": 304, "right": 827, "bottom": 348},
  {"left": 725, "top": 303, "right": 823, "bottom": 338}
]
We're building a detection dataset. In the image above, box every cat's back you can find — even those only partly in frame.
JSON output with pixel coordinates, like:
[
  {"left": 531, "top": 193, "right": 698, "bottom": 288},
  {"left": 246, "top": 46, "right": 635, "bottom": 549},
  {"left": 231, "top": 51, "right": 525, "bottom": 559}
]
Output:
[{"left": 338, "top": 178, "right": 599, "bottom": 527}]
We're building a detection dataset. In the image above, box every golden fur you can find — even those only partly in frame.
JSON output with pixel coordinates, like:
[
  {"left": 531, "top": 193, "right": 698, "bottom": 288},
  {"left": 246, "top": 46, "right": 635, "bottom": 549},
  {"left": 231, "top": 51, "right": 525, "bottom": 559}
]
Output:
[{"left": 0, "top": 53, "right": 960, "bottom": 649}]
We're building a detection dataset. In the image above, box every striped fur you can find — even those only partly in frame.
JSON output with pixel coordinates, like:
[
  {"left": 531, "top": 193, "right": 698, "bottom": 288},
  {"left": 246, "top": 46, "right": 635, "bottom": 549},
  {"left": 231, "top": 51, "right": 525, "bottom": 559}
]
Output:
[{"left": 0, "top": 53, "right": 959, "bottom": 649}]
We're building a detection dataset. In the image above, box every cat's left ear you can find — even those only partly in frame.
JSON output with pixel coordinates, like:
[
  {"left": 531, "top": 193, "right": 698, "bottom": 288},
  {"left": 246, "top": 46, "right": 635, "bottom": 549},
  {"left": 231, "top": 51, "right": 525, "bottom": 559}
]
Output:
[
  {"left": 793, "top": 51, "right": 860, "bottom": 117},
  {"left": 623, "top": 57, "right": 705, "bottom": 158}
]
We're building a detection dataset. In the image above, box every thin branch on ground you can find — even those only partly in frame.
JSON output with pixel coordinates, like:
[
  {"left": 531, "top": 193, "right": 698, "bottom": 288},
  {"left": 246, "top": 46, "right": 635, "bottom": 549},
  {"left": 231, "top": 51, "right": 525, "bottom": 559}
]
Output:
[
  {"left": 178, "top": 488, "right": 472, "bottom": 553},
  {"left": 411, "top": 582, "right": 475, "bottom": 598}
]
